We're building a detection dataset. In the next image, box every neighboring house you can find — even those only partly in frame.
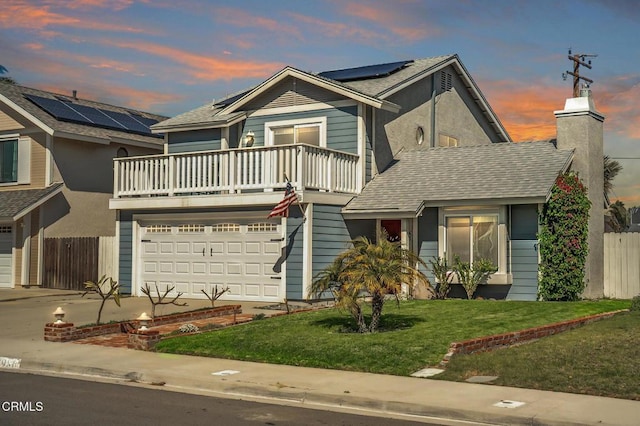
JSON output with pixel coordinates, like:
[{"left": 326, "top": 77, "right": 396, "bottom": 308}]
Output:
[
  {"left": 110, "top": 54, "right": 604, "bottom": 302},
  {"left": 0, "top": 83, "right": 165, "bottom": 289}
]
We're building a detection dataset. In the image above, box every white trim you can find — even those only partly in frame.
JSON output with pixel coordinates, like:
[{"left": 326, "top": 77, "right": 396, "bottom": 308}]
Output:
[
  {"left": 357, "top": 103, "right": 365, "bottom": 191},
  {"left": 302, "top": 203, "right": 313, "bottom": 299},
  {"left": 281, "top": 216, "right": 288, "bottom": 302},
  {"left": 11, "top": 222, "right": 16, "bottom": 288},
  {"left": 264, "top": 116, "right": 327, "bottom": 148},
  {"left": 21, "top": 214, "right": 30, "bottom": 286},
  {"left": 37, "top": 209, "right": 43, "bottom": 285},
  {"left": 45, "top": 134, "right": 52, "bottom": 186},
  {"left": 221, "top": 127, "right": 229, "bottom": 150},
  {"left": 0, "top": 94, "right": 54, "bottom": 135},
  {"left": 114, "top": 211, "right": 120, "bottom": 286},
  {"left": 17, "top": 136, "right": 31, "bottom": 184},
  {"left": 248, "top": 100, "right": 356, "bottom": 117},
  {"left": 132, "top": 218, "right": 140, "bottom": 296}
]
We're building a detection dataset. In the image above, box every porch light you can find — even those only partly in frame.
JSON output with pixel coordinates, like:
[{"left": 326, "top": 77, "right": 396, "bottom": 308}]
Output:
[
  {"left": 136, "top": 312, "right": 152, "bottom": 331},
  {"left": 244, "top": 131, "right": 255, "bottom": 147},
  {"left": 53, "top": 307, "right": 66, "bottom": 324}
]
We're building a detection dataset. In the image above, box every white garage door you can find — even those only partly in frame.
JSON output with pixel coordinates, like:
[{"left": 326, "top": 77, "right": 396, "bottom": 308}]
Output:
[
  {"left": 0, "top": 226, "right": 13, "bottom": 288},
  {"left": 140, "top": 221, "right": 283, "bottom": 302}
]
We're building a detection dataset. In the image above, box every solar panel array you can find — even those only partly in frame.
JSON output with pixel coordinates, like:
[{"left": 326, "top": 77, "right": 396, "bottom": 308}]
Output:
[
  {"left": 318, "top": 60, "right": 413, "bottom": 82},
  {"left": 24, "top": 94, "right": 160, "bottom": 137}
]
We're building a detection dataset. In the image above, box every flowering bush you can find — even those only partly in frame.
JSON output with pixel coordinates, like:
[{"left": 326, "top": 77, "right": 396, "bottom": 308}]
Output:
[{"left": 538, "top": 172, "right": 591, "bottom": 301}]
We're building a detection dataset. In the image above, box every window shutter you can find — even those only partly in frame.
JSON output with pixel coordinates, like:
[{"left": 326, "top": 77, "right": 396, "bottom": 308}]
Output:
[{"left": 17, "top": 136, "right": 30, "bottom": 184}]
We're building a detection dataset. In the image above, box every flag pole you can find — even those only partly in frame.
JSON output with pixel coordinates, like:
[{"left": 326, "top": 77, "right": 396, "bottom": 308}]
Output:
[{"left": 284, "top": 173, "right": 306, "bottom": 221}]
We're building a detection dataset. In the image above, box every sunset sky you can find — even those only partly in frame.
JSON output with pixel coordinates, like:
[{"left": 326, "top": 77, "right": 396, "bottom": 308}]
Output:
[{"left": 1, "top": 0, "right": 639, "bottom": 205}]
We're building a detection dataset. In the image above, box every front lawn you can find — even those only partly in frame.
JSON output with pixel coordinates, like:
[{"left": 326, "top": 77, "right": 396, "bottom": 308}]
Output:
[
  {"left": 155, "top": 299, "right": 628, "bottom": 376},
  {"left": 433, "top": 310, "right": 640, "bottom": 400}
]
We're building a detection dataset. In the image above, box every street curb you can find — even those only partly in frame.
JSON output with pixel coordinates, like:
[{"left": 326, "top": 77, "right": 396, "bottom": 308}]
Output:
[{"left": 14, "top": 359, "right": 586, "bottom": 426}]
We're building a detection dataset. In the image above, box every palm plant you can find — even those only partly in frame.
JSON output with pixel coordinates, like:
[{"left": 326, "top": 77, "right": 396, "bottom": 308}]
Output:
[
  {"left": 311, "top": 236, "right": 432, "bottom": 333},
  {"left": 604, "top": 155, "right": 622, "bottom": 202}
]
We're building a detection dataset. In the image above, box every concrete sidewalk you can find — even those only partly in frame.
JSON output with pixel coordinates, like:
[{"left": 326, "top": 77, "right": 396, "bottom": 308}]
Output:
[{"left": 1, "top": 288, "right": 639, "bottom": 425}]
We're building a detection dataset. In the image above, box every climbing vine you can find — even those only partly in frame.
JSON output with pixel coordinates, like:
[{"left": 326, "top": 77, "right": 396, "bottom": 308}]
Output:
[{"left": 538, "top": 172, "right": 591, "bottom": 301}]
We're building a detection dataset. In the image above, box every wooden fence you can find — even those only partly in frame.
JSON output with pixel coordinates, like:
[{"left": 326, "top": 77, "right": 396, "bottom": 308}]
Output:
[
  {"left": 604, "top": 232, "right": 640, "bottom": 299},
  {"left": 43, "top": 236, "right": 116, "bottom": 290}
]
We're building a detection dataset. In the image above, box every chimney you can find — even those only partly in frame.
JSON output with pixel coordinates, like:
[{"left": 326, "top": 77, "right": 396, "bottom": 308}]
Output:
[
  {"left": 554, "top": 89, "right": 605, "bottom": 298},
  {"left": 72, "top": 90, "right": 77, "bottom": 100}
]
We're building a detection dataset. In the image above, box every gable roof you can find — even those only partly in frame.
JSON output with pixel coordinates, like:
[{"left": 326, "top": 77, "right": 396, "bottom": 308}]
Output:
[
  {"left": 152, "top": 55, "right": 510, "bottom": 142},
  {"left": 342, "top": 142, "right": 574, "bottom": 217},
  {"left": 0, "top": 83, "right": 166, "bottom": 148},
  {"left": 0, "top": 183, "right": 64, "bottom": 221}
]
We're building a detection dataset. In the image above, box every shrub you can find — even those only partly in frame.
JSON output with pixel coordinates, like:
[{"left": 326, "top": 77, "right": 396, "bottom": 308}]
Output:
[
  {"left": 538, "top": 172, "right": 591, "bottom": 301},
  {"left": 631, "top": 295, "right": 640, "bottom": 312},
  {"left": 429, "top": 256, "right": 454, "bottom": 299},
  {"left": 453, "top": 256, "right": 497, "bottom": 300}
]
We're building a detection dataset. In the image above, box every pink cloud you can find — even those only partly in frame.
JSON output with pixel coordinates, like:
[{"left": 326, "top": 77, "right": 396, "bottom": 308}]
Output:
[
  {"left": 342, "top": 1, "right": 437, "bottom": 41},
  {"left": 101, "top": 39, "right": 284, "bottom": 82},
  {"left": 0, "top": 1, "right": 149, "bottom": 34},
  {"left": 288, "top": 13, "right": 384, "bottom": 42},
  {"left": 215, "top": 8, "right": 301, "bottom": 39}
]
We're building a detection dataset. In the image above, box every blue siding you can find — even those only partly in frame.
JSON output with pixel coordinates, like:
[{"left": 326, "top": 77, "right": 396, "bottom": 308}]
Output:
[
  {"left": 167, "top": 128, "right": 222, "bottom": 153},
  {"left": 242, "top": 106, "right": 358, "bottom": 153},
  {"left": 417, "top": 208, "right": 438, "bottom": 281},
  {"left": 508, "top": 240, "right": 538, "bottom": 301},
  {"left": 311, "top": 205, "right": 352, "bottom": 280},
  {"left": 118, "top": 212, "right": 133, "bottom": 294},
  {"left": 511, "top": 204, "right": 539, "bottom": 240},
  {"left": 285, "top": 215, "right": 305, "bottom": 300}
]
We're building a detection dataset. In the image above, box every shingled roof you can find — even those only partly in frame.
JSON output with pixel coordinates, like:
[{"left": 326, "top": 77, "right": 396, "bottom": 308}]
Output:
[
  {"left": 0, "top": 183, "right": 63, "bottom": 221},
  {"left": 0, "top": 83, "right": 166, "bottom": 147},
  {"left": 343, "top": 142, "right": 574, "bottom": 216}
]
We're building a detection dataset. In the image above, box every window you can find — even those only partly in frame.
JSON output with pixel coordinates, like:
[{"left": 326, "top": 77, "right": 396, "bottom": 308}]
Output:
[
  {"left": 445, "top": 214, "right": 498, "bottom": 266},
  {"left": 266, "top": 117, "right": 326, "bottom": 147},
  {"left": 0, "top": 139, "right": 18, "bottom": 183},
  {"left": 438, "top": 134, "right": 458, "bottom": 147}
]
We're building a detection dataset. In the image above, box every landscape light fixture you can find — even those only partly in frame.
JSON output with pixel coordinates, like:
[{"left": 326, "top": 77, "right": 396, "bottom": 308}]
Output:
[
  {"left": 53, "top": 307, "right": 66, "bottom": 324},
  {"left": 136, "top": 312, "right": 152, "bottom": 330}
]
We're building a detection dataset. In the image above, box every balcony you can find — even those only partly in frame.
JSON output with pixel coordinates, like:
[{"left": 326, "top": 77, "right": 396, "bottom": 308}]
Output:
[{"left": 113, "top": 144, "right": 360, "bottom": 199}]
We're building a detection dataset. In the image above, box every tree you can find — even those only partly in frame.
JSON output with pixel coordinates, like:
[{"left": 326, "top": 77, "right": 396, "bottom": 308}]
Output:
[
  {"left": 608, "top": 200, "right": 628, "bottom": 232},
  {"left": 0, "top": 65, "right": 16, "bottom": 85},
  {"left": 604, "top": 155, "right": 622, "bottom": 202},
  {"left": 82, "top": 275, "right": 121, "bottom": 325},
  {"left": 311, "top": 236, "right": 432, "bottom": 333}
]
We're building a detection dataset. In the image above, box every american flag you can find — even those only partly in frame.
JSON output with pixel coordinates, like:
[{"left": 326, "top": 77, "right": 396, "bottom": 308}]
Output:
[{"left": 268, "top": 182, "right": 298, "bottom": 218}]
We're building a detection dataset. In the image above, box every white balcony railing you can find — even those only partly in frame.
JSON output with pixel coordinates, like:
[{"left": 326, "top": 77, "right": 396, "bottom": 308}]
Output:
[{"left": 113, "top": 144, "right": 360, "bottom": 198}]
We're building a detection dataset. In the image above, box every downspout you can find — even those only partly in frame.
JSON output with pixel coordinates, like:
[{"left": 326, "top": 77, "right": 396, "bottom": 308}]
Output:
[{"left": 430, "top": 73, "right": 437, "bottom": 147}]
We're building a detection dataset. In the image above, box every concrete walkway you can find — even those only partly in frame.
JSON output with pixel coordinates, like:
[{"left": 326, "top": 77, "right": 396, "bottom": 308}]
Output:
[{"left": 1, "top": 288, "right": 639, "bottom": 425}]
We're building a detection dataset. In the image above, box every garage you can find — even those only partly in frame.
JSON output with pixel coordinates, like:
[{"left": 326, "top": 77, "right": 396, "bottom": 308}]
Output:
[
  {"left": 139, "top": 220, "right": 283, "bottom": 302},
  {"left": 0, "top": 225, "right": 13, "bottom": 288}
]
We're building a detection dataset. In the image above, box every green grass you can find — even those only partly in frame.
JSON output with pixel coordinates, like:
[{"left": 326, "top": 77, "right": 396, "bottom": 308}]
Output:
[
  {"left": 155, "top": 299, "right": 629, "bottom": 377},
  {"left": 433, "top": 311, "right": 640, "bottom": 400}
]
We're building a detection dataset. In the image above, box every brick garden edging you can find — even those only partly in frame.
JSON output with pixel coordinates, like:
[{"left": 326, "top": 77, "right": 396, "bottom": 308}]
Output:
[
  {"left": 439, "top": 310, "right": 626, "bottom": 367},
  {"left": 44, "top": 305, "right": 242, "bottom": 343}
]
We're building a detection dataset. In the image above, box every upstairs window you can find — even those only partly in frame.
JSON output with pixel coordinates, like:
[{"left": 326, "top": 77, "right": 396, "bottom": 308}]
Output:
[
  {"left": 0, "top": 139, "right": 18, "bottom": 183},
  {"left": 439, "top": 134, "right": 458, "bottom": 147},
  {"left": 266, "top": 117, "right": 326, "bottom": 148}
]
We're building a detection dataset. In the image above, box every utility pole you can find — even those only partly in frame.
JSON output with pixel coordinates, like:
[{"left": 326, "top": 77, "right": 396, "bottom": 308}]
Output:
[{"left": 562, "top": 49, "right": 598, "bottom": 97}]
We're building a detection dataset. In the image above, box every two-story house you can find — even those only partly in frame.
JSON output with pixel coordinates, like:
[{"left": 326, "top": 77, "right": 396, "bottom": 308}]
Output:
[
  {"left": 110, "top": 54, "right": 603, "bottom": 302},
  {"left": 0, "top": 83, "right": 165, "bottom": 289}
]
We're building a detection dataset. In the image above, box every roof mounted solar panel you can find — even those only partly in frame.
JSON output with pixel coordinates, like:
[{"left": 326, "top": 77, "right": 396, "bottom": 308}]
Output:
[
  {"left": 66, "top": 104, "right": 127, "bottom": 130},
  {"left": 100, "top": 109, "right": 152, "bottom": 134},
  {"left": 128, "top": 113, "right": 159, "bottom": 128},
  {"left": 318, "top": 60, "right": 413, "bottom": 82},
  {"left": 24, "top": 94, "right": 88, "bottom": 123}
]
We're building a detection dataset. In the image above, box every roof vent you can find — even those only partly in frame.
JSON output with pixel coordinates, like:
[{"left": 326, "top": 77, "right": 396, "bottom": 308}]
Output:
[
  {"left": 72, "top": 90, "right": 77, "bottom": 100},
  {"left": 440, "top": 71, "right": 452, "bottom": 92}
]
